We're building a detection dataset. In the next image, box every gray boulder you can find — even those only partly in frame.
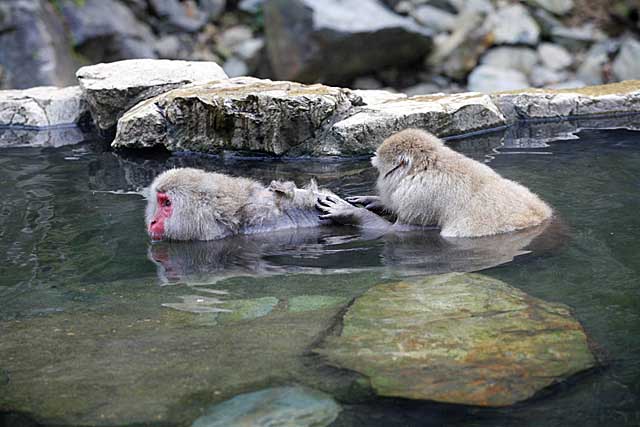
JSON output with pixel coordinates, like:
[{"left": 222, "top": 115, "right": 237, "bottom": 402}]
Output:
[
  {"left": 0, "top": 86, "right": 89, "bottom": 128},
  {"left": 263, "top": 0, "right": 432, "bottom": 85},
  {"left": 113, "top": 77, "right": 361, "bottom": 155},
  {"left": 538, "top": 42, "right": 573, "bottom": 70},
  {"left": 525, "top": 0, "right": 573, "bottom": 15},
  {"left": 551, "top": 24, "right": 606, "bottom": 49},
  {"left": 468, "top": 65, "right": 530, "bottom": 93},
  {"left": 491, "top": 4, "right": 540, "bottom": 45},
  {"left": 191, "top": 386, "right": 340, "bottom": 427},
  {"left": 410, "top": 5, "right": 456, "bottom": 32},
  {"left": 317, "top": 273, "right": 597, "bottom": 406},
  {"left": 148, "top": 0, "right": 208, "bottom": 33},
  {"left": 428, "top": 10, "right": 492, "bottom": 80},
  {"left": 613, "top": 37, "right": 640, "bottom": 82},
  {"left": 76, "top": 59, "right": 228, "bottom": 131},
  {"left": 0, "top": 0, "right": 79, "bottom": 89},
  {"left": 480, "top": 47, "right": 539, "bottom": 76},
  {"left": 529, "top": 65, "right": 568, "bottom": 87},
  {"left": 58, "top": 0, "right": 157, "bottom": 64},
  {"left": 577, "top": 41, "right": 618, "bottom": 85}
]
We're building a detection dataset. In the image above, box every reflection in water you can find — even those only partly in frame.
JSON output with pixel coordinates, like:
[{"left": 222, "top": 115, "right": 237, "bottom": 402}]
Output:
[{"left": 148, "top": 221, "right": 557, "bottom": 285}]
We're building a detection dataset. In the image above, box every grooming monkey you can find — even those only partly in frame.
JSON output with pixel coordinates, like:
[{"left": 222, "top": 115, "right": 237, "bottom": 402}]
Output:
[
  {"left": 317, "top": 129, "right": 552, "bottom": 238},
  {"left": 146, "top": 168, "right": 333, "bottom": 241}
]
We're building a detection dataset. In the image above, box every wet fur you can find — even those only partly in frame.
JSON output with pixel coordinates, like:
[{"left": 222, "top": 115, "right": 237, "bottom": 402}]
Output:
[
  {"left": 146, "top": 168, "right": 333, "bottom": 241},
  {"left": 373, "top": 129, "right": 553, "bottom": 237}
]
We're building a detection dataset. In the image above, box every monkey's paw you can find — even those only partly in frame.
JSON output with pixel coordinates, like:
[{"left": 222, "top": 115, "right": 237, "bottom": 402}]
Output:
[
  {"left": 346, "top": 195, "right": 384, "bottom": 211},
  {"left": 316, "top": 195, "right": 363, "bottom": 225}
]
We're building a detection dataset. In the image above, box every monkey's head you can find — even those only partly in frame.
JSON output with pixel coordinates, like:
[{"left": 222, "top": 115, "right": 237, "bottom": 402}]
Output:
[
  {"left": 372, "top": 129, "right": 444, "bottom": 180},
  {"left": 146, "top": 168, "right": 245, "bottom": 241}
]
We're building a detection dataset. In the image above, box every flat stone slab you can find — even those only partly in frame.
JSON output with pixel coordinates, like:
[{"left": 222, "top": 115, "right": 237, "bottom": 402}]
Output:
[
  {"left": 322, "top": 92, "right": 506, "bottom": 155},
  {"left": 0, "top": 86, "right": 88, "bottom": 128},
  {"left": 317, "top": 273, "right": 597, "bottom": 407},
  {"left": 77, "top": 59, "right": 228, "bottom": 130},
  {"left": 113, "top": 77, "right": 361, "bottom": 155},
  {"left": 492, "top": 80, "right": 640, "bottom": 122},
  {"left": 191, "top": 386, "right": 340, "bottom": 427}
]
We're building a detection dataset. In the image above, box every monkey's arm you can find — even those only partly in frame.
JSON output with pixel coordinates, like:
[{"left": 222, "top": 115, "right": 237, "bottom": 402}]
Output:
[{"left": 316, "top": 194, "right": 394, "bottom": 230}]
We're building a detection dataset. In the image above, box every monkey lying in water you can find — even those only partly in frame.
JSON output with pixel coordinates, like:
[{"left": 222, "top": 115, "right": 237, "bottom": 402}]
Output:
[
  {"left": 316, "top": 129, "right": 553, "bottom": 238},
  {"left": 146, "top": 168, "right": 334, "bottom": 241}
]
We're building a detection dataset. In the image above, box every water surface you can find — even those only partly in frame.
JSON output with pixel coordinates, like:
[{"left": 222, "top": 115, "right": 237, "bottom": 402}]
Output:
[{"left": 1, "top": 124, "right": 639, "bottom": 426}]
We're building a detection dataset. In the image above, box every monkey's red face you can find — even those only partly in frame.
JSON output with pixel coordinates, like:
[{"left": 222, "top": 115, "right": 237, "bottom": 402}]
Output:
[{"left": 149, "top": 192, "right": 173, "bottom": 240}]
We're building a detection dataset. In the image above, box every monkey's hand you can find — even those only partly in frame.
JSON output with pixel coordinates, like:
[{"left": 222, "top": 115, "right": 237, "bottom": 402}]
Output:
[
  {"left": 345, "top": 195, "right": 385, "bottom": 212},
  {"left": 316, "top": 195, "right": 392, "bottom": 229}
]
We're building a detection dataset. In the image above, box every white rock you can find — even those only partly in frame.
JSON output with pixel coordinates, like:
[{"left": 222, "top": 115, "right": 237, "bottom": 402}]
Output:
[
  {"left": 324, "top": 92, "right": 506, "bottom": 155},
  {"left": 0, "top": 86, "right": 88, "bottom": 128},
  {"left": 525, "top": 0, "right": 573, "bottom": 15},
  {"left": 76, "top": 59, "right": 228, "bottom": 130},
  {"left": 576, "top": 41, "right": 616, "bottom": 85},
  {"left": 551, "top": 24, "right": 606, "bottom": 49},
  {"left": 468, "top": 65, "right": 530, "bottom": 93},
  {"left": 538, "top": 43, "right": 573, "bottom": 70},
  {"left": 491, "top": 4, "right": 540, "bottom": 45},
  {"left": 411, "top": 5, "right": 456, "bottom": 32},
  {"left": 529, "top": 65, "right": 568, "bottom": 87},
  {"left": 613, "top": 37, "right": 640, "bottom": 82},
  {"left": 480, "top": 47, "right": 538, "bottom": 75},
  {"left": 223, "top": 57, "right": 249, "bottom": 77}
]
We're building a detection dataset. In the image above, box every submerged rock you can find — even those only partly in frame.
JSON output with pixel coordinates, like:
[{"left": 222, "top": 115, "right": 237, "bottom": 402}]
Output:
[
  {"left": 324, "top": 92, "right": 506, "bottom": 155},
  {"left": 263, "top": 0, "right": 432, "bottom": 85},
  {"left": 0, "top": 86, "right": 89, "bottom": 128},
  {"left": 0, "top": 279, "right": 354, "bottom": 426},
  {"left": 77, "top": 59, "right": 228, "bottom": 130},
  {"left": 191, "top": 386, "right": 340, "bottom": 427},
  {"left": 317, "top": 273, "right": 597, "bottom": 407},
  {"left": 492, "top": 80, "right": 640, "bottom": 122},
  {"left": 0, "top": 126, "right": 86, "bottom": 148},
  {"left": 113, "top": 77, "right": 360, "bottom": 155}
]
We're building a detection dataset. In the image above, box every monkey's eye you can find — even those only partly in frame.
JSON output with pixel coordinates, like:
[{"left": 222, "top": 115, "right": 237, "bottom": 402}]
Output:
[{"left": 163, "top": 199, "right": 171, "bottom": 207}]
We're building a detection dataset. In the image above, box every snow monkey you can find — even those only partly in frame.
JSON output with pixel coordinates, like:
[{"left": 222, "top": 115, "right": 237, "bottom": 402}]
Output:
[
  {"left": 316, "top": 129, "right": 553, "bottom": 238},
  {"left": 146, "top": 168, "right": 334, "bottom": 241}
]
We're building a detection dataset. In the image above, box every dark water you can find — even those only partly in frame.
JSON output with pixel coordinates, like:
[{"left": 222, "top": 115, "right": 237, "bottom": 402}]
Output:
[{"left": 0, "top": 123, "right": 639, "bottom": 426}]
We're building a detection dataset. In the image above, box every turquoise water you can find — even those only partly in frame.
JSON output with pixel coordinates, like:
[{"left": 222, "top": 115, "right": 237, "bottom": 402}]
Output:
[{"left": 0, "top": 124, "right": 639, "bottom": 426}]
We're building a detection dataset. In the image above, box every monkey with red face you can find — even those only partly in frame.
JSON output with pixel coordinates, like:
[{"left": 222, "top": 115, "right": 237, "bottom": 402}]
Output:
[{"left": 146, "top": 168, "right": 334, "bottom": 241}]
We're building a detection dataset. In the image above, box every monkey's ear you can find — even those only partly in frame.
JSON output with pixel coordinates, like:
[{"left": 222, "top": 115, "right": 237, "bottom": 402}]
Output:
[
  {"left": 383, "top": 158, "right": 409, "bottom": 179},
  {"left": 269, "top": 180, "right": 296, "bottom": 198}
]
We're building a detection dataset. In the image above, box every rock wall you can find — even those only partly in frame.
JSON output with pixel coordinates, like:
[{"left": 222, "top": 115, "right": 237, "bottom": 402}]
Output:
[{"left": 0, "top": 0, "right": 638, "bottom": 94}]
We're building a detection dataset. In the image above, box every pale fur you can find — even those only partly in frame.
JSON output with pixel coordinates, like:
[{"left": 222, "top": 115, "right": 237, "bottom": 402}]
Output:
[
  {"left": 372, "top": 129, "right": 552, "bottom": 237},
  {"left": 146, "top": 168, "right": 333, "bottom": 241}
]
